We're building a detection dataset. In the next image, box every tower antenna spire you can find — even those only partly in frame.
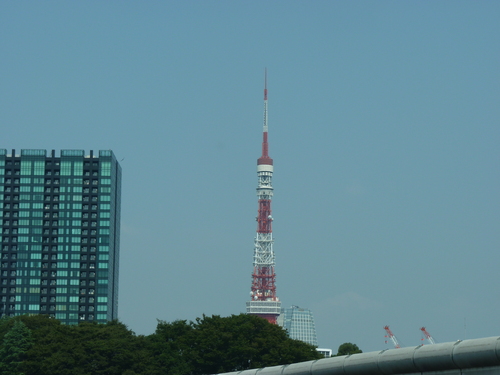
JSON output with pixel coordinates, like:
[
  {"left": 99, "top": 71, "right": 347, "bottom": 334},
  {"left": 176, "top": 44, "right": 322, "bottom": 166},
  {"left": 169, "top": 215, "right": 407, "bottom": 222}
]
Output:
[
  {"left": 264, "top": 68, "right": 268, "bottom": 101},
  {"left": 246, "top": 70, "right": 281, "bottom": 324},
  {"left": 260, "top": 69, "right": 271, "bottom": 162}
]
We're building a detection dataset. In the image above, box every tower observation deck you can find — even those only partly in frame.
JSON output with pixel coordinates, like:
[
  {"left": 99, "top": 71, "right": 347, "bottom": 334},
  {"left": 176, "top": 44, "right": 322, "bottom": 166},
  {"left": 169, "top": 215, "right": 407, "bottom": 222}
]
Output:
[{"left": 246, "top": 71, "right": 281, "bottom": 324}]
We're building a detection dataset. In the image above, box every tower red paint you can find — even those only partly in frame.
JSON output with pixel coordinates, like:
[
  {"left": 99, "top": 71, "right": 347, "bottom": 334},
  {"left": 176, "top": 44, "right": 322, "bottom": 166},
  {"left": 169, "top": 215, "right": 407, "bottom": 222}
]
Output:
[{"left": 246, "top": 70, "right": 281, "bottom": 324}]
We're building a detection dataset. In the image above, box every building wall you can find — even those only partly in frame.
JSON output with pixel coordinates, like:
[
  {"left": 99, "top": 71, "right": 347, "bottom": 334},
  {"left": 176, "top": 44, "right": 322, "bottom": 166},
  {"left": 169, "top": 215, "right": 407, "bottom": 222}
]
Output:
[
  {"left": 278, "top": 305, "right": 318, "bottom": 347},
  {"left": 0, "top": 149, "right": 121, "bottom": 324}
]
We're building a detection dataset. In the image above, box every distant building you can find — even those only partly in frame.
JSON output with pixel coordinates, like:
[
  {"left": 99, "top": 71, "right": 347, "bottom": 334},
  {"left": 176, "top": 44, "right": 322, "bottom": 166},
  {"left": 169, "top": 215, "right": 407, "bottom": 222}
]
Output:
[
  {"left": 316, "top": 348, "right": 333, "bottom": 358},
  {"left": 0, "top": 149, "right": 121, "bottom": 324},
  {"left": 277, "top": 305, "right": 318, "bottom": 347}
]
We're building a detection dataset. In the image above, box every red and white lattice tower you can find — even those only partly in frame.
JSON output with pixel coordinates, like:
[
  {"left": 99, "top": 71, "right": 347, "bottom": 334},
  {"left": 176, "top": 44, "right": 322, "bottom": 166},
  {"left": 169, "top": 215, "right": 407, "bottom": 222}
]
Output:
[{"left": 246, "top": 70, "right": 281, "bottom": 324}]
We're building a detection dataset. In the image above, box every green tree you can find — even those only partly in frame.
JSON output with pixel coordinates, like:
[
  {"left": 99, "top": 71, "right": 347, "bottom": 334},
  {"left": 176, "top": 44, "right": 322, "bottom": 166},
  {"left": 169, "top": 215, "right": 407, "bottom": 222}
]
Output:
[
  {"left": 0, "top": 316, "right": 14, "bottom": 340},
  {"left": 189, "top": 314, "right": 322, "bottom": 374},
  {"left": 143, "top": 319, "right": 194, "bottom": 375},
  {"left": 0, "top": 314, "right": 322, "bottom": 374},
  {"left": 335, "top": 342, "right": 362, "bottom": 356},
  {"left": 20, "top": 316, "right": 142, "bottom": 375},
  {"left": 145, "top": 314, "right": 321, "bottom": 375},
  {"left": 67, "top": 320, "right": 141, "bottom": 374},
  {"left": 0, "top": 320, "right": 34, "bottom": 375}
]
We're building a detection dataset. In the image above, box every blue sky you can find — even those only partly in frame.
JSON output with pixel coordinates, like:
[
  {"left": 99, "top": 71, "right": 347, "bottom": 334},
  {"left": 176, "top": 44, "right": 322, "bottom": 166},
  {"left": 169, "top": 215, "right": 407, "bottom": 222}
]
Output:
[{"left": 1, "top": 1, "right": 499, "bottom": 352}]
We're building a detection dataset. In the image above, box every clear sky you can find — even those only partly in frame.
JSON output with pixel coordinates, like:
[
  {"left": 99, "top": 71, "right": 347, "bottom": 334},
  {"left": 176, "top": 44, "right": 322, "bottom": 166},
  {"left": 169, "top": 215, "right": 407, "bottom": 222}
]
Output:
[{"left": 1, "top": 1, "right": 499, "bottom": 353}]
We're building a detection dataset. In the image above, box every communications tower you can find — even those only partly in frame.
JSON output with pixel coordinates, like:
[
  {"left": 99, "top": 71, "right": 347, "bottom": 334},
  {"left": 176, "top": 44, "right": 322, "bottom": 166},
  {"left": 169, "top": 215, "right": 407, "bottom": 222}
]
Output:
[{"left": 246, "top": 71, "right": 281, "bottom": 324}]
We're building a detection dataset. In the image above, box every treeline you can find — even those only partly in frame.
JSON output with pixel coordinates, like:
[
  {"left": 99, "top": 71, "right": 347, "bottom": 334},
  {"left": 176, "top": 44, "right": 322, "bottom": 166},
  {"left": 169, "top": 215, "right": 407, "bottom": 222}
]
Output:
[{"left": 0, "top": 313, "right": 322, "bottom": 375}]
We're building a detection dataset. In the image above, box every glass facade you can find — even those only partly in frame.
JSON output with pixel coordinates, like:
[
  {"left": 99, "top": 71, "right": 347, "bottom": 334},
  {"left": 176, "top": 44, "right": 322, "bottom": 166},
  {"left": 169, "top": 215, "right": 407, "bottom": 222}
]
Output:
[
  {"left": 0, "top": 149, "right": 121, "bottom": 325},
  {"left": 277, "top": 305, "right": 318, "bottom": 347}
]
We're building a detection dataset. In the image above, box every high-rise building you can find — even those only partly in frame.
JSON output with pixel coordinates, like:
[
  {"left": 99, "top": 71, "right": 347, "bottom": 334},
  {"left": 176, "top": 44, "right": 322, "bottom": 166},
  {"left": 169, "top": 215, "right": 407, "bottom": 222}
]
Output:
[
  {"left": 0, "top": 149, "right": 121, "bottom": 324},
  {"left": 246, "top": 72, "right": 281, "bottom": 324},
  {"left": 277, "top": 305, "right": 318, "bottom": 347}
]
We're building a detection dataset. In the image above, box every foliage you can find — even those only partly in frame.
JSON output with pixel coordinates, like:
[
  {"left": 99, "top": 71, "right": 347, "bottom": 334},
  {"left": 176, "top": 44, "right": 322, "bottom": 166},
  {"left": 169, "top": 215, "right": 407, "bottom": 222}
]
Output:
[
  {"left": 143, "top": 319, "right": 194, "bottom": 375},
  {"left": 0, "top": 315, "right": 143, "bottom": 375},
  {"left": 23, "top": 318, "right": 143, "bottom": 375},
  {"left": 335, "top": 342, "right": 362, "bottom": 356},
  {"left": 0, "top": 319, "right": 34, "bottom": 375},
  {"left": 146, "top": 314, "right": 321, "bottom": 375},
  {"left": 0, "top": 313, "right": 321, "bottom": 375},
  {"left": 189, "top": 314, "right": 321, "bottom": 374}
]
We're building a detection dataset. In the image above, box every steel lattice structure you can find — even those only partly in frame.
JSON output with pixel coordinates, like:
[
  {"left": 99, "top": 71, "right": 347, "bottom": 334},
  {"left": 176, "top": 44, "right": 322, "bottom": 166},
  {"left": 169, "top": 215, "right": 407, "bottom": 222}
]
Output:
[
  {"left": 246, "top": 71, "right": 281, "bottom": 324},
  {"left": 420, "top": 327, "right": 437, "bottom": 345},
  {"left": 384, "top": 325, "right": 401, "bottom": 349}
]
